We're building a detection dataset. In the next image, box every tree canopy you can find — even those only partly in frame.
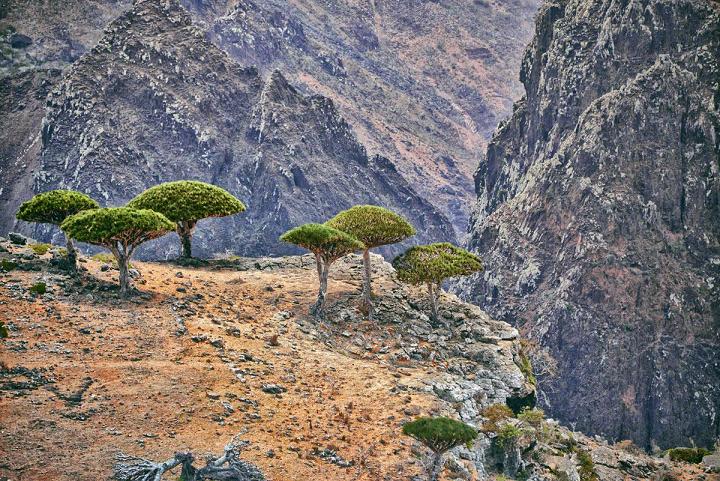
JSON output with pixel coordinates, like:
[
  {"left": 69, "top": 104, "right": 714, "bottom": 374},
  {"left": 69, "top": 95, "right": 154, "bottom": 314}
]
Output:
[
  {"left": 326, "top": 205, "right": 415, "bottom": 248},
  {"left": 16, "top": 190, "right": 99, "bottom": 225},
  {"left": 61, "top": 207, "right": 174, "bottom": 246},
  {"left": 392, "top": 242, "right": 483, "bottom": 285},
  {"left": 280, "top": 223, "right": 364, "bottom": 260},
  {"left": 402, "top": 417, "right": 477, "bottom": 454},
  {"left": 127, "top": 180, "right": 246, "bottom": 223}
]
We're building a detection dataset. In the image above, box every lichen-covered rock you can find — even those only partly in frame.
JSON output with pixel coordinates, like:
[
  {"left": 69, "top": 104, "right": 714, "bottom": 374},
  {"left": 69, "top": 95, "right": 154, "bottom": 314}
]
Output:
[
  {"left": 458, "top": 0, "right": 720, "bottom": 449},
  {"left": 18, "top": 0, "right": 453, "bottom": 258}
]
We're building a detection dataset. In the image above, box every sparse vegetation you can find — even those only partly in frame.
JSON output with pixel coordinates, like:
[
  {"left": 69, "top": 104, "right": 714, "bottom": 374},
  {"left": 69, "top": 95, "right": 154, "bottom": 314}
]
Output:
[
  {"left": 402, "top": 417, "right": 477, "bottom": 481},
  {"left": 480, "top": 404, "right": 514, "bottom": 433},
  {"left": 495, "top": 423, "right": 523, "bottom": 449},
  {"left": 666, "top": 447, "right": 711, "bottom": 464},
  {"left": 576, "top": 448, "right": 599, "bottom": 481},
  {"left": 326, "top": 205, "right": 415, "bottom": 315},
  {"left": 128, "top": 180, "right": 246, "bottom": 259},
  {"left": 392, "top": 243, "right": 482, "bottom": 322},
  {"left": 29, "top": 282, "right": 47, "bottom": 295},
  {"left": 0, "top": 320, "right": 8, "bottom": 338},
  {"left": 61, "top": 207, "right": 174, "bottom": 296},
  {"left": 1, "top": 259, "right": 17, "bottom": 271},
  {"left": 15, "top": 190, "right": 99, "bottom": 269},
  {"left": 280, "top": 223, "right": 364, "bottom": 315},
  {"left": 29, "top": 243, "right": 51, "bottom": 255}
]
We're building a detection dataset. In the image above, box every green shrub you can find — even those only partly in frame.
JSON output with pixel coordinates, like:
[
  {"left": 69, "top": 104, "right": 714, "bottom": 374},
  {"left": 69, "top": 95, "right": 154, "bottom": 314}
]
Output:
[
  {"left": 392, "top": 243, "right": 483, "bottom": 322},
  {"left": 495, "top": 423, "right": 523, "bottom": 448},
  {"left": 576, "top": 449, "right": 599, "bottom": 481},
  {"left": 1, "top": 259, "right": 17, "bottom": 271},
  {"left": 0, "top": 320, "right": 8, "bottom": 338},
  {"left": 29, "top": 243, "right": 51, "bottom": 255},
  {"left": 16, "top": 190, "right": 99, "bottom": 269},
  {"left": 480, "top": 404, "right": 514, "bottom": 433},
  {"left": 280, "top": 223, "right": 363, "bottom": 316},
  {"left": 326, "top": 205, "right": 415, "bottom": 314},
  {"left": 517, "top": 407, "right": 544, "bottom": 428},
  {"left": 92, "top": 253, "right": 117, "bottom": 264},
  {"left": 518, "top": 351, "right": 536, "bottom": 386},
  {"left": 667, "top": 447, "right": 711, "bottom": 464},
  {"left": 128, "top": 180, "right": 245, "bottom": 259},
  {"left": 29, "top": 282, "right": 46, "bottom": 295},
  {"left": 62, "top": 207, "right": 173, "bottom": 296}
]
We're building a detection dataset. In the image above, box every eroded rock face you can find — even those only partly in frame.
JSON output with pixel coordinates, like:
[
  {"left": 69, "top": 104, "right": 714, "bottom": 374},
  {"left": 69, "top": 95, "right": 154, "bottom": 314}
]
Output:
[
  {"left": 458, "top": 0, "right": 720, "bottom": 449},
  {"left": 23, "top": 0, "right": 453, "bottom": 258}
]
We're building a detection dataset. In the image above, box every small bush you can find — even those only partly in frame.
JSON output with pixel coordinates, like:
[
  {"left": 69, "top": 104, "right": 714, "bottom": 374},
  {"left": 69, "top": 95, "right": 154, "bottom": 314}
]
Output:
[
  {"left": 92, "top": 253, "right": 117, "bottom": 265},
  {"left": 518, "top": 351, "right": 536, "bottom": 386},
  {"left": 0, "top": 320, "right": 8, "bottom": 338},
  {"left": 667, "top": 447, "right": 710, "bottom": 464},
  {"left": 517, "top": 407, "right": 544, "bottom": 428},
  {"left": 29, "top": 282, "right": 47, "bottom": 295},
  {"left": 576, "top": 449, "right": 599, "bottom": 481},
  {"left": 480, "top": 404, "right": 514, "bottom": 433},
  {"left": 29, "top": 243, "right": 51, "bottom": 255},
  {"left": 1, "top": 259, "right": 17, "bottom": 271},
  {"left": 496, "top": 424, "right": 523, "bottom": 448}
]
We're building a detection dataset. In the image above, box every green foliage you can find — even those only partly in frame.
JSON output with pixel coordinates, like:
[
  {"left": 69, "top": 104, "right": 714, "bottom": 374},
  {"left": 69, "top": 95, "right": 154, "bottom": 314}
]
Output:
[
  {"left": 495, "top": 424, "right": 523, "bottom": 448},
  {"left": 29, "top": 282, "right": 46, "bottom": 295},
  {"left": 392, "top": 243, "right": 483, "bottom": 285},
  {"left": 16, "top": 190, "right": 99, "bottom": 225},
  {"left": 0, "top": 320, "right": 8, "bottom": 338},
  {"left": 667, "top": 447, "right": 711, "bottom": 464},
  {"left": 280, "top": 223, "right": 364, "bottom": 260},
  {"left": 402, "top": 417, "right": 477, "bottom": 454},
  {"left": 29, "top": 243, "right": 51, "bottom": 255},
  {"left": 576, "top": 449, "right": 599, "bottom": 481},
  {"left": 127, "top": 180, "right": 246, "bottom": 223},
  {"left": 517, "top": 408, "right": 545, "bottom": 428},
  {"left": 1, "top": 259, "right": 17, "bottom": 271},
  {"left": 61, "top": 207, "right": 174, "bottom": 247},
  {"left": 480, "top": 404, "right": 515, "bottom": 433},
  {"left": 92, "top": 253, "right": 117, "bottom": 264},
  {"left": 518, "top": 351, "right": 536, "bottom": 386},
  {"left": 326, "top": 205, "right": 415, "bottom": 249}
]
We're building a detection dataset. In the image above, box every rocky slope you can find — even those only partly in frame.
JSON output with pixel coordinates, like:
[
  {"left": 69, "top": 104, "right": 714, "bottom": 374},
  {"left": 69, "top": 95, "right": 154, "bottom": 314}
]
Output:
[
  {"left": 11, "top": 0, "right": 454, "bottom": 258},
  {"left": 1, "top": 236, "right": 714, "bottom": 480},
  {"left": 186, "top": 0, "right": 540, "bottom": 230},
  {"left": 458, "top": 0, "right": 720, "bottom": 450},
  {"left": 0, "top": 0, "right": 132, "bottom": 235}
]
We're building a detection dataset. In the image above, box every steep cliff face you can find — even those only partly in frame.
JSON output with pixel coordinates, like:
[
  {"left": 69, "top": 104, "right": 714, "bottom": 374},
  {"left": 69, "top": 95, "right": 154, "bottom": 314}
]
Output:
[
  {"left": 28, "top": 0, "right": 453, "bottom": 257},
  {"left": 459, "top": 0, "right": 720, "bottom": 449},
  {"left": 188, "top": 0, "right": 540, "bottom": 230}
]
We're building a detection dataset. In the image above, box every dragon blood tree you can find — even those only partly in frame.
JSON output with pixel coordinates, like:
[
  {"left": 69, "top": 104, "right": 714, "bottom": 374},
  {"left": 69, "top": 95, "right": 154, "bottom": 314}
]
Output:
[
  {"left": 392, "top": 242, "right": 483, "bottom": 322},
  {"left": 15, "top": 190, "right": 99, "bottom": 269},
  {"left": 128, "top": 180, "right": 246, "bottom": 259},
  {"left": 326, "top": 205, "right": 415, "bottom": 316},
  {"left": 403, "top": 417, "right": 477, "bottom": 481},
  {"left": 280, "top": 223, "right": 364, "bottom": 316},
  {"left": 61, "top": 207, "right": 174, "bottom": 295}
]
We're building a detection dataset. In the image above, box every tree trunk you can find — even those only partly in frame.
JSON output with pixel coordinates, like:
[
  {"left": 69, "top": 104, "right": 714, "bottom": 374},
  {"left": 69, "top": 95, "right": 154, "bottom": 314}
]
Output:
[
  {"left": 361, "top": 249, "right": 373, "bottom": 317},
  {"left": 427, "top": 451, "right": 444, "bottom": 481},
  {"left": 427, "top": 282, "right": 439, "bottom": 323},
  {"left": 116, "top": 250, "right": 130, "bottom": 297},
  {"left": 311, "top": 260, "right": 329, "bottom": 316},
  {"left": 177, "top": 221, "right": 196, "bottom": 259},
  {"left": 65, "top": 235, "right": 77, "bottom": 271}
]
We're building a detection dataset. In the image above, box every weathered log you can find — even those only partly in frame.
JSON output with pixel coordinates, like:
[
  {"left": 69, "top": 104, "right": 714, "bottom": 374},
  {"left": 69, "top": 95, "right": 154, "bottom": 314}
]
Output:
[{"left": 113, "top": 439, "right": 264, "bottom": 481}]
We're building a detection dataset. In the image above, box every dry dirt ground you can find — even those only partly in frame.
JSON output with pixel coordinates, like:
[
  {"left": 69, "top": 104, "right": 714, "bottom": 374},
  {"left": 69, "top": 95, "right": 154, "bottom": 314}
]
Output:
[{"left": 0, "top": 250, "right": 441, "bottom": 481}]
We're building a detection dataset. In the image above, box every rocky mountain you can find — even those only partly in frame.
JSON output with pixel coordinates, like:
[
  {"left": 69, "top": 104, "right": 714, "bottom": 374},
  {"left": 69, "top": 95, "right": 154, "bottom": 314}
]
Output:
[
  {"left": 186, "top": 0, "right": 540, "bottom": 230},
  {"left": 458, "top": 0, "right": 720, "bottom": 450},
  {"left": 0, "top": 0, "right": 539, "bottom": 237},
  {"left": 9, "top": 0, "right": 454, "bottom": 257}
]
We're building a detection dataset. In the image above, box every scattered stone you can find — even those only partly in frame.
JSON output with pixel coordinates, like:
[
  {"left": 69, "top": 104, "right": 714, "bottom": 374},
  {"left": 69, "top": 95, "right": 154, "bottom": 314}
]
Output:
[{"left": 261, "top": 384, "right": 286, "bottom": 395}]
